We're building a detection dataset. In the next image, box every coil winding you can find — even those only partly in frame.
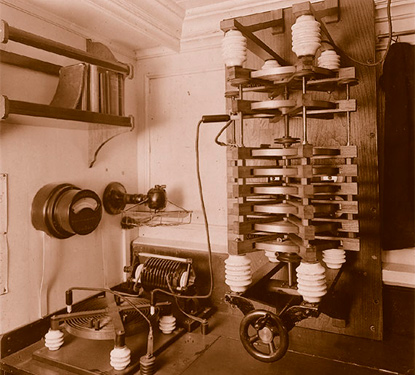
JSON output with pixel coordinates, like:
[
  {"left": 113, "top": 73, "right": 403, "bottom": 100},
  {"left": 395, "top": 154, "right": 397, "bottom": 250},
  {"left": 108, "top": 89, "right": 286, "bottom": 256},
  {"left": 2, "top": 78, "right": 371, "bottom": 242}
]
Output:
[{"left": 137, "top": 256, "right": 192, "bottom": 292}]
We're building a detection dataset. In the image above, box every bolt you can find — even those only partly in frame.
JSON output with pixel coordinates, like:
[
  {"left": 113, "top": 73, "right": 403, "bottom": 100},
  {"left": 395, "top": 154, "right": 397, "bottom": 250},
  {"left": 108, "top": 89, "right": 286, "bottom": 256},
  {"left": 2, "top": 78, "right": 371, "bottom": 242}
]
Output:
[{"left": 370, "top": 325, "right": 376, "bottom": 332}]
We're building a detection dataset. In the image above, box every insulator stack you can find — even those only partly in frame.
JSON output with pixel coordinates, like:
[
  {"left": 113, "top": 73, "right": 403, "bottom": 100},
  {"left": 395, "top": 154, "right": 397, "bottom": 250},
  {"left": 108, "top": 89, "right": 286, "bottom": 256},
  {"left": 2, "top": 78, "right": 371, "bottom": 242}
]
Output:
[
  {"left": 225, "top": 254, "right": 252, "bottom": 293},
  {"left": 159, "top": 315, "right": 176, "bottom": 334},
  {"left": 222, "top": 29, "right": 247, "bottom": 67},
  {"left": 291, "top": 14, "right": 321, "bottom": 58},
  {"left": 318, "top": 49, "right": 341, "bottom": 70},
  {"left": 296, "top": 261, "right": 327, "bottom": 303},
  {"left": 140, "top": 354, "right": 156, "bottom": 375},
  {"left": 138, "top": 257, "right": 191, "bottom": 292},
  {"left": 323, "top": 249, "right": 346, "bottom": 269},
  {"left": 44, "top": 329, "right": 64, "bottom": 351},
  {"left": 110, "top": 345, "right": 131, "bottom": 371}
]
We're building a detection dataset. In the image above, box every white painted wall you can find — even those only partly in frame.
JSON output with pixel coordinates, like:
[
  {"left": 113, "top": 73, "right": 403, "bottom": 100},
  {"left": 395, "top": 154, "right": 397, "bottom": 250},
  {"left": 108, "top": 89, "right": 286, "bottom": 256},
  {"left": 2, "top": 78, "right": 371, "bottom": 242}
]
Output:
[{"left": 0, "top": 4, "right": 140, "bottom": 333}]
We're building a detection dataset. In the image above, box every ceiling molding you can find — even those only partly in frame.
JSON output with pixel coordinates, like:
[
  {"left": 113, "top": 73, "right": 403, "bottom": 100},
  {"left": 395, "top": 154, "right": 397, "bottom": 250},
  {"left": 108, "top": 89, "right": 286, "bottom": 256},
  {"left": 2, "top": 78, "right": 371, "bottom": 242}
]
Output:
[
  {"left": 85, "top": 0, "right": 185, "bottom": 51},
  {"left": 0, "top": 0, "right": 186, "bottom": 55}
]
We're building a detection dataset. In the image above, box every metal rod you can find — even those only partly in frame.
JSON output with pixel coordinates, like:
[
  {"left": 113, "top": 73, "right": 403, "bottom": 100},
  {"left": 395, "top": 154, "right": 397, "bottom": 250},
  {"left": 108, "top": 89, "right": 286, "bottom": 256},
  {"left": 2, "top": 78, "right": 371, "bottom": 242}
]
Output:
[
  {"left": 302, "top": 76, "right": 308, "bottom": 144},
  {"left": 378, "top": 29, "right": 415, "bottom": 39},
  {"left": 139, "top": 252, "right": 191, "bottom": 264},
  {"left": 239, "top": 84, "right": 244, "bottom": 147},
  {"left": 346, "top": 84, "right": 350, "bottom": 146},
  {"left": 1, "top": 20, "right": 131, "bottom": 76}
]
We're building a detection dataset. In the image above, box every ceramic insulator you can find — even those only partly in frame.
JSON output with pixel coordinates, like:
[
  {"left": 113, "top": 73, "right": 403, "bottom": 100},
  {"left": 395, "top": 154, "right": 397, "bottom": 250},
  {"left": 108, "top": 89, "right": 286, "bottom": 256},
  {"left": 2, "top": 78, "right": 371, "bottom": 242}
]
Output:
[
  {"left": 140, "top": 354, "right": 156, "bottom": 375},
  {"left": 264, "top": 250, "right": 279, "bottom": 263},
  {"left": 45, "top": 329, "right": 64, "bottom": 351},
  {"left": 222, "top": 29, "right": 247, "bottom": 67},
  {"left": 44, "top": 329, "right": 64, "bottom": 351},
  {"left": 225, "top": 254, "right": 252, "bottom": 293},
  {"left": 159, "top": 315, "right": 176, "bottom": 334},
  {"left": 318, "top": 49, "right": 341, "bottom": 70},
  {"left": 262, "top": 59, "right": 281, "bottom": 69},
  {"left": 110, "top": 345, "right": 131, "bottom": 371},
  {"left": 323, "top": 249, "right": 346, "bottom": 269},
  {"left": 296, "top": 261, "right": 327, "bottom": 303},
  {"left": 291, "top": 15, "right": 321, "bottom": 58}
]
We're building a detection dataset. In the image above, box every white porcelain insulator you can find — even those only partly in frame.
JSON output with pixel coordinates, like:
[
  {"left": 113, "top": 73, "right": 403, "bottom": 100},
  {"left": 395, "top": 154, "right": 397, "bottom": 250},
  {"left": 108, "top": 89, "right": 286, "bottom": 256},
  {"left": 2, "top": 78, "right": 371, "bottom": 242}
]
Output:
[
  {"left": 296, "top": 261, "right": 327, "bottom": 303},
  {"left": 159, "top": 315, "right": 176, "bottom": 334},
  {"left": 44, "top": 329, "right": 64, "bottom": 351},
  {"left": 318, "top": 49, "right": 341, "bottom": 70},
  {"left": 291, "top": 15, "right": 321, "bottom": 58},
  {"left": 323, "top": 249, "right": 346, "bottom": 269},
  {"left": 264, "top": 250, "right": 279, "bottom": 263},
  {"left": 110, "top": 345, "right": 131, "bottom": 371},
  {"left": 222, "top": 29, "right": 247, "bottom": 67},
  {"left": 261, "top": 59, "right": 281, "bottom": 70},
  {"left": 225, "top": 254, "right": 252, "bottom": 293}
]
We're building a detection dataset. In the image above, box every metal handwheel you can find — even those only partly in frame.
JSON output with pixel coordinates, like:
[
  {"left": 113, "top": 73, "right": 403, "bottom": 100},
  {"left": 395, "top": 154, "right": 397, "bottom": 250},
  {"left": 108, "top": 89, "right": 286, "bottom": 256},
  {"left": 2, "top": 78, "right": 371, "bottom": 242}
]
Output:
[{"left": 239, "top": 309, "right": 289, "bottom": 363}]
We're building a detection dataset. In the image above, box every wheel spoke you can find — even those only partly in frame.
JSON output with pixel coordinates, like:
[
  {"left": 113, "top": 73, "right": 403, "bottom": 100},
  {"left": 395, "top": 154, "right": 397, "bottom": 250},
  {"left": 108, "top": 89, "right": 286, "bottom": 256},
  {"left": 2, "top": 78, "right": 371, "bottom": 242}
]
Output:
[
  {"left": 249, "top": 334, "right": 259, "bottom": 344},
  {"left": 268, "top": 341, "right": 277, "bottom": 355}
]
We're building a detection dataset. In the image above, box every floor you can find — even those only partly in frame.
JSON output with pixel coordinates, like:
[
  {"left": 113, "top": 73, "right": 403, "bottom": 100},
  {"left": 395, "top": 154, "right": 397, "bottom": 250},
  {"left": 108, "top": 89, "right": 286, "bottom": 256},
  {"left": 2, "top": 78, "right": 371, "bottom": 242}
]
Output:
[
  {"left": 154, "top": 312, "right": 414, "bottom": 375},
  {"left": 1, "top": 310, "right": 413, "bottom": 375}
]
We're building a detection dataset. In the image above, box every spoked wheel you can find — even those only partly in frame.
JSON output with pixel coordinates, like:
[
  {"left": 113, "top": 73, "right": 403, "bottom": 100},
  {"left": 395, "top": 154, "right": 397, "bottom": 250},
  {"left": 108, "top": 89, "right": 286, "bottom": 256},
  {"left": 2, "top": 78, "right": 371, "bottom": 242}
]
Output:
[{"left": 239, "top": 309, "right": 289, "bottom": 363}]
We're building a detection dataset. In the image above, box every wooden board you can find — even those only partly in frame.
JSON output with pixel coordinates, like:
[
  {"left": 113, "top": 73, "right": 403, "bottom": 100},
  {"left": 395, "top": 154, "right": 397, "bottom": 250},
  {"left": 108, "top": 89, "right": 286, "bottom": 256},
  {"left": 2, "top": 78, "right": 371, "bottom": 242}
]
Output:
[{"left": 225, "top": 0, "right": 382, "bottom": 340}]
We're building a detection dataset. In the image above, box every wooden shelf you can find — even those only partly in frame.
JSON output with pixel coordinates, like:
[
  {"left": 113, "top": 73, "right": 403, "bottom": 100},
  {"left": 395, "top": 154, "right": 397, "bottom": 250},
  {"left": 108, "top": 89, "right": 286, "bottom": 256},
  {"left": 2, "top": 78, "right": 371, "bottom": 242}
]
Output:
[
  {"left": 0, "top": 19, "right": 135, "bottom": 166},
  {"left": 1, "top": 96, "right": 132, "bottom": 128}
]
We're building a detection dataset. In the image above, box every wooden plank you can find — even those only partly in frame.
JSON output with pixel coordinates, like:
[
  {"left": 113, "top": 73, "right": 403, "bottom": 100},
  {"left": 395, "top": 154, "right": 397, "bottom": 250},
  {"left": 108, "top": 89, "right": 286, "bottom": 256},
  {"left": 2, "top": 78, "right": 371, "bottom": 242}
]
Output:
[
  {"left": 3, "top": 20, "right": 131, "bottom": 75},
  {"left": 0, "top": 96, "right": 132, "bottom": 127},
  {"left": 0, "top": 50, "right": 61, "bottom": 75}
]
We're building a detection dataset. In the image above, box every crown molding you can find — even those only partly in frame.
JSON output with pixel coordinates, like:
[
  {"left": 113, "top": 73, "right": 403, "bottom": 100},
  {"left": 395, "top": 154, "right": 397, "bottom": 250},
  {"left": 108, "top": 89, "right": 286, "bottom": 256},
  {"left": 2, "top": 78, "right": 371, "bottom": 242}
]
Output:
[
  {"left": 85, "top": 0, "right": 185, "bottom": 51},
  {"left": 0, "top": 0, "right": 185, "bottom": 56}
]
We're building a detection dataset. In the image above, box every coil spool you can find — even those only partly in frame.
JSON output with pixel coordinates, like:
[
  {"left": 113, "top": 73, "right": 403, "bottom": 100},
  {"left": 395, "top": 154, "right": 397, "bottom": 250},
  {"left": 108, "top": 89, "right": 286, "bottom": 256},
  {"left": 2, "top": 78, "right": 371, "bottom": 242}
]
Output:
[{"left": 137, "top": 256, "right": 193, "bottom": 292}]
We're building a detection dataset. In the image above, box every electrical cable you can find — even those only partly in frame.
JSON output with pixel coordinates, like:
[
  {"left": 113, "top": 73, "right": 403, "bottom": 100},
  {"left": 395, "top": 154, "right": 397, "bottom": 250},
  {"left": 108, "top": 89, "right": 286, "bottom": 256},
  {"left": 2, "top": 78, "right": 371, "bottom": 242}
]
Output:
[
  {"left": 147, "top": 118, "right": 216, "bottom": 325},
  {"left": 315, "top": 0, "right": 393, "bottom": 67},
  {"left": 215, "top": 119, "right": 235, "bottom": 146}
]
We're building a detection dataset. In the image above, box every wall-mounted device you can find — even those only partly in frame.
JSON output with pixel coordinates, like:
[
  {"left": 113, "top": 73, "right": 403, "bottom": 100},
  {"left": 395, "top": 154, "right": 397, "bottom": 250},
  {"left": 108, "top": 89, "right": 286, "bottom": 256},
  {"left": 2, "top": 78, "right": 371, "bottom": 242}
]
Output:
[
  {"left": 31, "top": 183, "right": 102, "bottom": 239},
  {"left": 102, "top": 182, "right": 191, "bottom": 228},
  {"left": 103, "top": 182, "right": 167, "bottom": 215}
]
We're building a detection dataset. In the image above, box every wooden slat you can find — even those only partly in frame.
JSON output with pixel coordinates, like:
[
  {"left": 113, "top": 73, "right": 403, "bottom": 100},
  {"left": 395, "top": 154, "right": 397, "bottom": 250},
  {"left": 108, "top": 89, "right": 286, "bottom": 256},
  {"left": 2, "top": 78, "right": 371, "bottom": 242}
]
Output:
[
  {"left": 3, "top": 19, "right": 131, "bottom": 75},
  {"left": 1, "top": 96, "right": 132, "bottom": 127},
  {"left": 0, "top": 50, "right": 61, "bottom": 75}
]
